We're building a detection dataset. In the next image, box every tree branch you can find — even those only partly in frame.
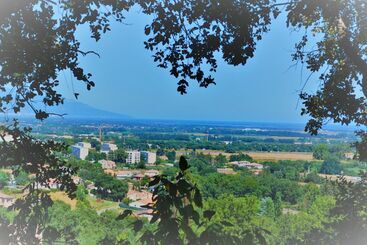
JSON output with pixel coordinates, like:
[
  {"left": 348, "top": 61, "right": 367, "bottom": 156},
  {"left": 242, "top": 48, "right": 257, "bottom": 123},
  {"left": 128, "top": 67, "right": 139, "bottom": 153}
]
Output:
[
  {"left": 77, "top": 50, "right": 101, "bottom": 58},
  {"left": 337, "top": 18, "right": 367, "bottom": 96}
]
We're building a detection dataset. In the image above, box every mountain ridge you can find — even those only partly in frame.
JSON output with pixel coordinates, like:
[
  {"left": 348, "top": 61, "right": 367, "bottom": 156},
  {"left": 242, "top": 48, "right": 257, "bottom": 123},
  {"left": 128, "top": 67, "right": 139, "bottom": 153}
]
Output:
[{"left": 11, "top": 99, "right": 131, "bottom": 120}]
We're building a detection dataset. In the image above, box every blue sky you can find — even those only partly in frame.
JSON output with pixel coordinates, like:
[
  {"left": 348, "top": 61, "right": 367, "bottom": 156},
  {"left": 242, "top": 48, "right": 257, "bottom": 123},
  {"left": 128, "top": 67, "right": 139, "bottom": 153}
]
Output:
[{"left": 57, "top": 9, "right": 319, "bottom": 123}]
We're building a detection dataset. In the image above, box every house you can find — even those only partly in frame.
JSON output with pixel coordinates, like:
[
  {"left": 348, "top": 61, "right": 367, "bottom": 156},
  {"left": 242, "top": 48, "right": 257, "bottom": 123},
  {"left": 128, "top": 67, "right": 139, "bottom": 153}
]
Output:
[
  {"left": 0, "top": 192, "right": 14, "bottom": 208},
  {"left": 344, "top": 152, "right": 355, "bottom": 160},
  {"left": 98, "top": 159, "right": 116, "bottom": 169},
  {"left": 72, "top": 176, "right": 82, "bottom": 185},
  {"left": 133, "top": 173, "right": 145, "bottom": 181},
  {"left": 115, "top": 170, "right": 137, "bottom": 179},
  {"left": 86, "top": 183, "right": 96, "bottom": 194}
]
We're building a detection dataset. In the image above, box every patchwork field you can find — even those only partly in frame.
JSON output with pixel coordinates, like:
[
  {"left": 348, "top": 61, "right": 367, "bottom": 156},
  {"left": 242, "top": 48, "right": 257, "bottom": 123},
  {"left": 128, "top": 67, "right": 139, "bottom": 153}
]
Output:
[
  {"left": 244, "top": 151, "right": 314, "bottom": 161},
  {"left": 177, "top": 149, "right": 314, "bottom": 161}
]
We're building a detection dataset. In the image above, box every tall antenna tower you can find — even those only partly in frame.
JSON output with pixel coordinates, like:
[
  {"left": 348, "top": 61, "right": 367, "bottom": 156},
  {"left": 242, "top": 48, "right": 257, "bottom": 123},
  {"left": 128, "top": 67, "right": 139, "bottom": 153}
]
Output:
[{"left": 99, "top": 127, "right": 103, "bottom": 143}]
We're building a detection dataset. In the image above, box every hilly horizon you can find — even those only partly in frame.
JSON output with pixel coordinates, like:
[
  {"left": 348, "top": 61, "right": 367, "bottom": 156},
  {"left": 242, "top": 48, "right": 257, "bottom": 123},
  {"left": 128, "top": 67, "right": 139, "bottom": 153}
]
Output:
[
  {"left": 9, "top": 99, "right": 356, "bottom": 132},
  {"left": 12, "top": 99, "right": 131, "bottom": 120}
]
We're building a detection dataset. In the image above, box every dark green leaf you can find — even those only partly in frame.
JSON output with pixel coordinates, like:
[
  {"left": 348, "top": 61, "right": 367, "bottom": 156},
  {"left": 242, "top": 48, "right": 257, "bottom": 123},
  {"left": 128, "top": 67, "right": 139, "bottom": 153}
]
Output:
[
  {"left": 179, "top": 156, "right": 189, "bottom": 171},
  {"left": 220, "top": 221, "right": 233, "bottom": 227},
  {"left": 148, "top": 176, "right": 161, "bottom": 187},
  {"left": 193, "top": 187, "right": 203, "bottom": 208},
  {"left": 203, "top": 210, "right": 216, "bottom": 221}
]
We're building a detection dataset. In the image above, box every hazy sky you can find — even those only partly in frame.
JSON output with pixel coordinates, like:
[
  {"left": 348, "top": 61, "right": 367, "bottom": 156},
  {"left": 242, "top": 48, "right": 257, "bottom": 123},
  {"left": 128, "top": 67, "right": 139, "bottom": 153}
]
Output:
[{"left": 57, "top": 9, "right": 319, "bottom": 123}]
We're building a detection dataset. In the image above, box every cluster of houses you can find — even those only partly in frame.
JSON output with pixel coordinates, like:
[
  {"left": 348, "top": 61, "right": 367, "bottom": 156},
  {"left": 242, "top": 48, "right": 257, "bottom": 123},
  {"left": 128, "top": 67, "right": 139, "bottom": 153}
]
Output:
[
  {"left": 226, "top": 161, "right": 264, "bottom": 175},
  {"left": 318, "top": 174, "right": 362, "bottom": 183},
  {"left": 71, "top": 141, "right": 157, "bottom": 167},
  {"left": 71, "top": 142, "right": 118, "bottom": 160},
  {"left": 214, "top": 161, "right": 265, "bottom": 175},
  {"left": 228, "top": 161, "right": 264, "bottom": 169},
  {"left": 104, "top": 169, "right": 160, "bottom": 181}
]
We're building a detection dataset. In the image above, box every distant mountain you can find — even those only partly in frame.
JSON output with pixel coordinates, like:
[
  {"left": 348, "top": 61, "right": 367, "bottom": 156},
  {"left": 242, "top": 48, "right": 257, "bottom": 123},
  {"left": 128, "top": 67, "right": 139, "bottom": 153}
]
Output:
[{"left": 13, "top": 99, "right": 131, "bottom": 120}]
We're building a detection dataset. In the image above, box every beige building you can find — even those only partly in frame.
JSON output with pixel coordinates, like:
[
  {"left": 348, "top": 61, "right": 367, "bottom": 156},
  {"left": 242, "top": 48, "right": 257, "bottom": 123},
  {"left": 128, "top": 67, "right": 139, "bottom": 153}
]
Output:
[
  {"left": 141, "top": 151, "right": 157, "bottom": 164},
  {"left": 99, "top": 159, "right": 116, "bottom": 169},
  {"left": 71, "top": 145, "right": 89, "bottom": 160},
  {"left": 101, "top": 143, "right": 118, "bottom": 153},
  {"left": 126, "top": 151, "right": 141, "bottom": 164}
]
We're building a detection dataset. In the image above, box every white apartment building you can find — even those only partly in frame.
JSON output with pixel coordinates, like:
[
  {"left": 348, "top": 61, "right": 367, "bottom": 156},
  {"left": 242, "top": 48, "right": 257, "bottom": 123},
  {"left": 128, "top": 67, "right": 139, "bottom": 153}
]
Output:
[
  {"left": 71, "top": 145, "right": 89, "bottom": 160},
  {"left": 101, "top": 143, "right": 118, "bottom": 153},
  {"left": 126, "top": 151, "right": 141, "bottom": 164},
  {"left": 141, "top": 151, "right": 157, "bottom": 164}
]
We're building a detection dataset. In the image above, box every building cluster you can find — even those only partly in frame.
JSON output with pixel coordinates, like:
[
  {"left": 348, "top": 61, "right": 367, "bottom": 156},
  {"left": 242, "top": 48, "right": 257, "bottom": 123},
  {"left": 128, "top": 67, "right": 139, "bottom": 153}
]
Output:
[
  {"left": 71, "top": 141, "right": 119, "bottom": 160},
  {"left": 318, "top": 174, "right": 362, "bottom": 183},
  {"left": 228, "top": 161, "right": 264, "bottom": 169},
  {"left": 106, "top": 169, "right": 160, "bottom": 181},
  {"left": 125, "top": 150, "right": 157, "bottom": 165},
  {"left": 227, "top": 161, "right": 264, "bottom": 175},
  {"left": 71, "top": 141, "right": 157, "bottom": 165},
  {"left": 126, "top": 150, "right": 157, "bottom": 164}
]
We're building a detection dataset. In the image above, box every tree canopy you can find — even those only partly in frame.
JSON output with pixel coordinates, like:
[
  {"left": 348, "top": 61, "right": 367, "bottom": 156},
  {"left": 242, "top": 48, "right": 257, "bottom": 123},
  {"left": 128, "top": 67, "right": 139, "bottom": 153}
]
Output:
[{"left": 1, "top": 0, "right": 367, "bottom": 243}]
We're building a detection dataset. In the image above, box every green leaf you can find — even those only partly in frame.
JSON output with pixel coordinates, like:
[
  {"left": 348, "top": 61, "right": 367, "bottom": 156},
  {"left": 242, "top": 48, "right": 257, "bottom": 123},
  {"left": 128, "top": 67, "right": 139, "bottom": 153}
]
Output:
[
  {"left": 150, "top": 213, "right": 160, "bottom": 224},
  {"left": 191, "top": 210, "right": 200, "bottom": 225},
  {"left": 220, "top": 221, "right": 234, "bottom": 227},
  {"left": 148, "top": 176, "right": 161, "bottom": 187},
  {"left": 116, "top": 209, "right": 132, "bottom": 220},
  {"left": 177, "top": 179, "right": 192, "bottom": 195},
  {"left": 133, "top": 220, "right": 144, "bottom": 232},
  {"left": 193, "top": 187, "right": 203, "bottom": 208},
  {"left": 203, "top": 210, "right": 215, "bottom": 221},
  {"left": 179, "top": 156, "right": 189, "bottom": 171}
]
